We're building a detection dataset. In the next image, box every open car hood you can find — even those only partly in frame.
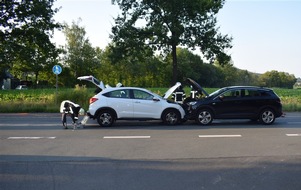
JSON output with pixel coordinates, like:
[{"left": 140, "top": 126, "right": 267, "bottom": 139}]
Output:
[
  {"left": 77, "top": 75, "right": 105, "bottom": 90},
  {"left": 186, "top": 78, "right": 209, "bottom": 96},
  {"left": 163, "top": 82, "right": 182, "bottom": 99}
]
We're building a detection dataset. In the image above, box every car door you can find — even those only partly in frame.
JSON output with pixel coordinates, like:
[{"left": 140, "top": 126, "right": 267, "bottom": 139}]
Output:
[
  {"left": 240, "top": 89, "right": 263, "bottom": 117},
  {"left": 105, "top": 89, "right": 134, "bottom": 118},
  {"left": 212, "top": 89, "right": 245, "bottom": 118},
  {"left": 132, "top": 89, "right": 161, "bottom": 119}
]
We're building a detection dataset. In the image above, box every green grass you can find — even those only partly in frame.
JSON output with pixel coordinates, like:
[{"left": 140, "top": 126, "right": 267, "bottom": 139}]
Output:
[
  {"left": 273, "top": 88, "right": 301, "bottom": 112},
  {"left": 0, "top": 85, "right": 94, "bottom": 113},
  {"left": 0, "top": 86, "right": 300, "bottom": 113}
]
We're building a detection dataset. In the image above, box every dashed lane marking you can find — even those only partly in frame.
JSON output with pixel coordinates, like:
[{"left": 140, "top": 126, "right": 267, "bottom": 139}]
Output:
[
  {"left": 286, "top": 134, "right": 301, "bottom": 137},
  {"left": 103, "top": 136, "right": 151, "bottom": 139},
  {"left": 7, "top": 137, "right": 56, "bottom": 140},
  {"left": 199, "top": 135, "right": 242, "bottom": 138}
]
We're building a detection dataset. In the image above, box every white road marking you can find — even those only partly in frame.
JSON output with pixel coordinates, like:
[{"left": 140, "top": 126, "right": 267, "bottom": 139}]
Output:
[
  {"left": 286, "top": 134, "right": 301, "bottom": 137},
  {"left": 103, "top": 136, "right": 151, "bottom": 139},
  {"left": 198, "top": 135, "right": 242, "bottom": 138},
  {"left": 0, "top": 124, "right": 59, "bottom": 126},
  {"left": 7, "top": 137, "right": 56, "bottom": 140},
  {"left": 287, "top": 122, "right": 301, "bottom": 124}
]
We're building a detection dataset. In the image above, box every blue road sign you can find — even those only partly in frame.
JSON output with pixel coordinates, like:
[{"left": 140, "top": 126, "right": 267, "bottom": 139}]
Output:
[{"left": 52, "top": 65, "right": 62, "bottom": 75}]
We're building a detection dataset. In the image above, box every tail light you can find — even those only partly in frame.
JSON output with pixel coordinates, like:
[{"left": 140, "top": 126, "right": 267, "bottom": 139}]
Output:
[{"left": 89, "top": 97, "right": 98, "bottom": 104}]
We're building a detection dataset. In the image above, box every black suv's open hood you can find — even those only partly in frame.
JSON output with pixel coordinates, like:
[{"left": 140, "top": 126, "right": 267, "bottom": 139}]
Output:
[{"left": 186, "top": 78, "right": 209, "bottom": 96}]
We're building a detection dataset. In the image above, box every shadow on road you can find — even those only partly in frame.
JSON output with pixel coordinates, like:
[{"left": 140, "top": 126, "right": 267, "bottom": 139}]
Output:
[{"left": 1, "top": 154, "right": 301, "bottom": 190}]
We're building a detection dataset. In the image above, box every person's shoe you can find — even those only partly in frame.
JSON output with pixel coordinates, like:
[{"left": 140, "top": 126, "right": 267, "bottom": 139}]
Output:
[{"left": 63, "top": 122, "right": 67, "bottom": 129}]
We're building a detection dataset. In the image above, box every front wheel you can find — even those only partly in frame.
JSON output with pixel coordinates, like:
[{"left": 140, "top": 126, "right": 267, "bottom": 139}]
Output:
[
  {"left": 162, "top": 109, "right": 180, "bottom": 125},
  {"left": 259, "top": 109, "right": 275, "bottom": 125},
  {"left": 97, "top": 110, "right": 115, "bottom": 127},
  {"left": 196, "top": 109, "right": 213, "bottom": 125}
]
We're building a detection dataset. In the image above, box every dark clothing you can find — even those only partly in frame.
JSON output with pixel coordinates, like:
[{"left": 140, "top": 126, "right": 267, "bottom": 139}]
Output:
[{"left": 60, "top": 100, "right": 81, "bottom": 128}]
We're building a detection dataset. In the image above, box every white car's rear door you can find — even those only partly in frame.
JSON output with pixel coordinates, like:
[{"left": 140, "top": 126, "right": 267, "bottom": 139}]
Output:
[{"left": 106, "top": 89, "right": 134, "bottom": 118}]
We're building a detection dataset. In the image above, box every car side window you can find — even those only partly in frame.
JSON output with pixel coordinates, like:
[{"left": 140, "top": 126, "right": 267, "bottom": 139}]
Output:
[
  {"left": 259, "top": 91, "right": 271, "bottom": 97},
  {"left": 104, "top": 89, "right": 130, "bottom": 98},
  {"left": 133, "top": 90, "right": 154, "bottom": 100},
  {"left": 245, "top": 89, "right": 260, "bottom": 97},
  {"left": 222, "top": 89, "right": 241, "bottom": 99}
]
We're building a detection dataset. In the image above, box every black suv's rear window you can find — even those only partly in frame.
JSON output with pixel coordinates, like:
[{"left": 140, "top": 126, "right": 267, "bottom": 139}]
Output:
[{"left": 244, "top": 89, "right": 271, "bottom": 97}]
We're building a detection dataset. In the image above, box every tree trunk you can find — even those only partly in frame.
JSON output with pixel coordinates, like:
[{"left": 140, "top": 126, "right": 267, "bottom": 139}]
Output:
[
  {"left": 171, "top": 44, "right": 178, "bottom": 85},
  {"left": 35, "top": 71, "right": 39, "bottom": 86}
]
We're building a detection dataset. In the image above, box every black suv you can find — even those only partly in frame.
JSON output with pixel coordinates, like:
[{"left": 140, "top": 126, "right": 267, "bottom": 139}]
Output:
[{"left": 184, "top": 78, "right": 283, "bottom": 125}]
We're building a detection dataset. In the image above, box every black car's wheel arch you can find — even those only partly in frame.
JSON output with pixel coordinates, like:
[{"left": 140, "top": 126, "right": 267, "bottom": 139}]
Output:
[
  {"left": 195, "top": 106, "right": 216, "bottom": 118},
  {"left": 194, "top": 106, "right": 215, "bottom": 125},
  {"left": 161, "top": 108, "right": 181, "bottom": 125},
  {"left": 258, "top": 106, "right": 277, "bottom": 125},
  {"left": 257, "top": 106, "right": 276, "bottom": 118}
]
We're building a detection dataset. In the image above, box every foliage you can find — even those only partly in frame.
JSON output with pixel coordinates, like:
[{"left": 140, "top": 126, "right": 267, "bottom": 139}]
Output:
[
  {"left": 110, "top": 0, "right": 232, "bottom": 84},
  {"left": 0, "top": 87, "right": 300, "bottom": 112},
  {"left": 0, "top": 86, "right": 95, "bottom": 112},
  {"left": 2, "top": 6, "right": 297, "bottom": 90},
  {"left": 62, "top": 19, "right": 100, "bottom": 81},
  {"left": 92, "top": 45, "right": 170, "bottom": 88},
  {"left": 0, "top": 0, "right": 62, "bottom": 84},
  {"left": 258, "top": 70, "right": 296, "bottom": 88}
]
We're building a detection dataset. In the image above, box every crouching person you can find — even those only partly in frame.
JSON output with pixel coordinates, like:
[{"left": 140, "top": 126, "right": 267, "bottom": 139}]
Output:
[{"left": 60, "top": 100, "right": 82, "bottom": 129}]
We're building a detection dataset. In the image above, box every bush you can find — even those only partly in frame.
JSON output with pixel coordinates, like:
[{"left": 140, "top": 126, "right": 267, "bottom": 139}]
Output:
[{"left": 0, "top": 86, "right": 95, "bottom": 113}]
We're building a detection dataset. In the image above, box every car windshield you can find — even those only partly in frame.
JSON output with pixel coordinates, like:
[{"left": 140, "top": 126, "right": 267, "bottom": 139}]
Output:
[
  {"left": 209, "top": 88, "right": 227, "bottom": 97},
  {"left": 148, "top": 90, "right": 164, "bottom": 100}
]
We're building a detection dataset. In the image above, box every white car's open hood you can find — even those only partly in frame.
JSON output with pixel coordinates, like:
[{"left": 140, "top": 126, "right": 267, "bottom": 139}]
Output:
[
  {"left": 163, "top": 82, "right": 182, "bottom": 99},
  {"left": 77, "top": 76, "right": 105, "bottom": 90}
]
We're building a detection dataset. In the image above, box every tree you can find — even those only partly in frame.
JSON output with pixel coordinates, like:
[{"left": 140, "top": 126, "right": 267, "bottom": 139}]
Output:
[
  {"left": 62, "top": 19, "right": 100, "bottom": 79},
  {"left": 94, "top": 45, "right": 167, "bottom": 87},
  {"left": 110, "top": 0, "right": 232, "bottom": 84},
  {"left": 0, "top": 0, "right": 61, "bottom": 78},
  {"left": 259, "top": 70, "right": 296, "bottom": 88}
]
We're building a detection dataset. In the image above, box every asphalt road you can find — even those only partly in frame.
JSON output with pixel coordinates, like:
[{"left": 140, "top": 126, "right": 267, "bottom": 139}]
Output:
[{"left": 1, "top": 113, "right": 301, "bottom": 190}]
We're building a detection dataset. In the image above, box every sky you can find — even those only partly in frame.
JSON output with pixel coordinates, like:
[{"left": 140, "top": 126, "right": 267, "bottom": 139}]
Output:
[{"left": 52, "top": 0, "right": 301, "bottom": 78}]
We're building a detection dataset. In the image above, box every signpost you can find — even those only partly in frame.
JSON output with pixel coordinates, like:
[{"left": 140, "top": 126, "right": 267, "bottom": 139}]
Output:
[{"left": 52, "top": 65, "right": 62, "bottom": 104}]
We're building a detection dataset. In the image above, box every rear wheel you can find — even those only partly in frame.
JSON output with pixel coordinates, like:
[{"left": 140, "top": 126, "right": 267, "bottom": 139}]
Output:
[
  {"left": 259, "top": 109, "right": 275, "bottom": 125},
  {"left": 162, "top": 109, "right": 180, "bottom": 125},
  {"left": 97, "top": 110, "right": 115, "bottom": 127},
  {"left": 196, "top": 109, "right": 213, "bottom": 125}
]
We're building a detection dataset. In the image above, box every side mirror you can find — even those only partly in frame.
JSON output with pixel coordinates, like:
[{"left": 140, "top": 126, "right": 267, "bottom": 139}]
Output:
[
  {"left": 153, "top": 98, "right": 160, "bottom": 102},
  {"left": 219, "top": 95, "right": 224, "bottom": 100}
]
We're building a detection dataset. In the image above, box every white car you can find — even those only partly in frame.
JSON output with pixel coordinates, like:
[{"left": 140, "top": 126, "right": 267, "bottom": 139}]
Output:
[{"left": 77, "top": 76, "right": 186, "bottom": 127}]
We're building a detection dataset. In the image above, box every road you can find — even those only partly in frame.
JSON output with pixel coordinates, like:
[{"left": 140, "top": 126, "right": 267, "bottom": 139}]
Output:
[{"left": 1, "top": 113, "right": 301, "bottom": 190}]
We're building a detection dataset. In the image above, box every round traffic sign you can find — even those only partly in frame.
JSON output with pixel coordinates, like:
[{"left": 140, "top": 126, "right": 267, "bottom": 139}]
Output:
[{"left": 52, "top": 65, "right": 62, "bottom": 75}]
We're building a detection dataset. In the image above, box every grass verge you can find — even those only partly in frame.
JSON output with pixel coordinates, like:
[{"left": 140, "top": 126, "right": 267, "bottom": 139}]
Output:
[{"left": 0, "top": 87, "right": 300, "bottom": 113}]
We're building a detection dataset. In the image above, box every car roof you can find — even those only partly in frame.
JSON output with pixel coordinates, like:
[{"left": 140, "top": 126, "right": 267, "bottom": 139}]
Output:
[
  {"left": 221, "top": 86, "right": 272, "bottom": 91},
  {"left": 101, "top": 86, "right": 151, "bottom": 92}
]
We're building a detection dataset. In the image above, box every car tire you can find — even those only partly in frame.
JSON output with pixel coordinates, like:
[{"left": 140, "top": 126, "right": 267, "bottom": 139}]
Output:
[
  {"left": 196, "top": 109, "right": 213, "bottom": 125},
  {"left": 162, "top": 109, "right": 180, "bottom": 125},
  {"left": 97, "top": 110, "right": 114, "bottom": 127},
  {"left": 259, "top": 108, "right": 275, "bottom": 125}
]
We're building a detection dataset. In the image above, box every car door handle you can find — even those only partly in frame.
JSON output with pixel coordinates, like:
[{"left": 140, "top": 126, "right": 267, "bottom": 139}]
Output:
[{"left": 134, "top": 101, "right": 140, "bottom": 103}]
